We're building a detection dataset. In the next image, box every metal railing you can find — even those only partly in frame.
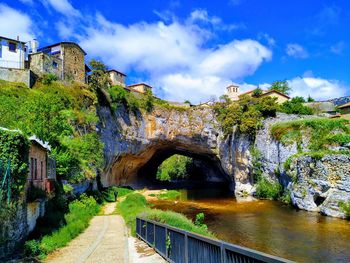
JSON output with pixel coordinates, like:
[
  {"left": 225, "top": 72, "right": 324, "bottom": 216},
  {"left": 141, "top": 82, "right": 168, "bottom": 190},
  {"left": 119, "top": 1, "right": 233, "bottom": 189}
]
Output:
[{"left": 136, "top": 217, "right": 295, "bottom": 263}]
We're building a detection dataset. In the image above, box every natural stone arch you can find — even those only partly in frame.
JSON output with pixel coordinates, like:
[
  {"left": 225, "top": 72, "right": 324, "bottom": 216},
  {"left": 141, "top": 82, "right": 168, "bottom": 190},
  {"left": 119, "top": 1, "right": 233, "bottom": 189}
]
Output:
[{"left": 98, "top": 105, "right": 252, "bottom": 192}]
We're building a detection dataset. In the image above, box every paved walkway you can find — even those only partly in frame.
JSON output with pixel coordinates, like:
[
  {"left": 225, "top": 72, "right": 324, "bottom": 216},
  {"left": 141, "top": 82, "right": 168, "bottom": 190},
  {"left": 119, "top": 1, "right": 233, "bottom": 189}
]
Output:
[{"left": 45, "top": 202, "right": 165, "bottom": 263}]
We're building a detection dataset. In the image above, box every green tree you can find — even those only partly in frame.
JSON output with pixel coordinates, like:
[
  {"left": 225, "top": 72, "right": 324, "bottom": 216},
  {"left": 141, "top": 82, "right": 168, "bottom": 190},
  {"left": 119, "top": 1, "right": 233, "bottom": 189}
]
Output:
[
  {"left": 252, "top": 87, "right": 263, "bottom": 97},
  {"left": 269, "top": 80, "right": 291, "bottom": 95},
  {"left": 157, "top": 155, "right": 193, "bottom": 181},
  {"left": 307, "top": 95, "right": 315, "bottom": 102},
  {"left": 88, "top": 59, "right": 112, "bottom": 91}
]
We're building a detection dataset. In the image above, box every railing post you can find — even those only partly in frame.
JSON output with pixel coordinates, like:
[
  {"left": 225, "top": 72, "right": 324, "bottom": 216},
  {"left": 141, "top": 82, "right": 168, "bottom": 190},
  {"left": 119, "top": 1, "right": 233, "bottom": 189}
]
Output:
[
  {"left": 145, "top": 221, "right": 148, "bottom": 242},
  {"left": 221, "top": 243, "right": 225, "bottom": 263},
  {"left": 184, "top": 232, "right": 188, "bottom": 263},
  {"left": 153, "top": 222, "right": 156, "bottom": 248},
  {"left": 165, "top": 226, "right": 168, "bottom": 259}
]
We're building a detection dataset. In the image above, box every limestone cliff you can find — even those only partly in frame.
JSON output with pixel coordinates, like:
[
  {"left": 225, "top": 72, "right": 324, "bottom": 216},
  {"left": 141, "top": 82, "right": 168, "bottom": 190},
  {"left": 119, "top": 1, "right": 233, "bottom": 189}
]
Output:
[{"left": 98, "top": 105, "right": 350, "bottom": 218}]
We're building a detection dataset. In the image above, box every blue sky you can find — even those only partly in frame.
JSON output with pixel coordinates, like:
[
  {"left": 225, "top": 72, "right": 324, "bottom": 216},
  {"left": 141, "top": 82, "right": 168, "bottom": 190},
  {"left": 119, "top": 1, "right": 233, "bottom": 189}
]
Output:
[{"left": 0, "top": 0, "right": 349, "bottom": 103}]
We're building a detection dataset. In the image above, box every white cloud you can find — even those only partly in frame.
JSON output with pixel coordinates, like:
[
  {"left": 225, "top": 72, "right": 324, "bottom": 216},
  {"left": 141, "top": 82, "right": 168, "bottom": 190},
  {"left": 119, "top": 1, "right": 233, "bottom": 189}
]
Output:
[
  {"left": 0, "top": 4, "right": 35, "bottom": 41},
  {"left": 286, "top": 43, "right": 309, "bottom": 59},
  {"left": 78, "top": 12, "right": 271, "bottom": 103},
  {"left": 330, "top": 41, "right": 345, "bottom": 55},
  {"left": 288, "top": 77, "right": 348, "bottom": 100},
  {"left": 258, "top": 33, "right": 275, "bottom": 47},
  {"left": 44, "top": 0, "right": 80, "bottom": 17}
]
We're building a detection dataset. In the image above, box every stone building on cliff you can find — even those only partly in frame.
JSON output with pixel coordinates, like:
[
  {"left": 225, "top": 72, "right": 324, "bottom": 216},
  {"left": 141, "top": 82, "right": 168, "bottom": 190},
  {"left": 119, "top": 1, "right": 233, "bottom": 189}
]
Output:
[{"left": 31, "top": 42, "right": 88, "bottom": 83}]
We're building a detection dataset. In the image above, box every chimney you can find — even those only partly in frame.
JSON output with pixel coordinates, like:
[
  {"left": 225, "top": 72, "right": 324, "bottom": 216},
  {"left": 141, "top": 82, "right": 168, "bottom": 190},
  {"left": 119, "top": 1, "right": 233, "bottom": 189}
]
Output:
[{"left": 31, "top": 39, "right": 38, "bottom": 53}]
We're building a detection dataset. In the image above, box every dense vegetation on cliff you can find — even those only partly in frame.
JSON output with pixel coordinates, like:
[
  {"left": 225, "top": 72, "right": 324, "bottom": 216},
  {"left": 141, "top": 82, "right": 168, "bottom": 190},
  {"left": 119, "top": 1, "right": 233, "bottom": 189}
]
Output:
[
  {"left": 271, "top": 118, "right": 350, "bottom": 159},
  {"left": 0, "top": 79, "right": 103, "bottom": 183}
]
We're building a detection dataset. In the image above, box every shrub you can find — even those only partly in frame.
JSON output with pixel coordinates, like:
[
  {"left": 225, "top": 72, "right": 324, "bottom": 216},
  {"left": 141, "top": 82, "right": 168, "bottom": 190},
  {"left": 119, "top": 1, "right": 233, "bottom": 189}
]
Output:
[
  {"left": 255, "top": 177, "right": 282, "bottom": 200},
  {"left": 280, "top": 96, "right": 314, "bottom": 115},
  {"left": 338, "top": 200, "right": 350, "bottom": 218},
  {"left": 42, "top": 74, "right": 58, "bottom": 85},
  {"left": 63, "top": 184, "right": 74, "bottom": 195}
]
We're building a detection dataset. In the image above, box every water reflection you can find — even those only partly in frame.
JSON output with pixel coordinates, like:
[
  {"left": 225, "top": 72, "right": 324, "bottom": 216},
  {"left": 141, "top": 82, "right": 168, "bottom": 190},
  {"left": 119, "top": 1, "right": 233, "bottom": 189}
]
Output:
[{"left": 150, "top": 189, "right": 350, "bottom": 263}]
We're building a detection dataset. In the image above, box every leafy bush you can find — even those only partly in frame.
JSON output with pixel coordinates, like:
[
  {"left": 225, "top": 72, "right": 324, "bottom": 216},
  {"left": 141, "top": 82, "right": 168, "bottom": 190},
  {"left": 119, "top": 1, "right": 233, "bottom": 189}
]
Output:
[
  {"left": 255, "top": 177, "right": 282, "bottom": 200},
  {"left": 157, "top": 155, "right": 193, "bottom": 181},
  {"left": 338, "top": 200, "right": 350, "bottom": 218},
  {"left": 280, "top": 96, "right": 314, "bottom": 115},
  {"left": 63, "top": 184, "right": 74, "bottom": 195},
  {"left": 214, "top": 95, "right": 279, "bottom": 136},
  {"left": 0, "top": 129, "right": 29, "bottom": 199},
  {"left": 42, "top": 74, "right": 58, "bottom": 85},
  {"left": 25, "top": 194, "right": 100, "bottom": 259}
]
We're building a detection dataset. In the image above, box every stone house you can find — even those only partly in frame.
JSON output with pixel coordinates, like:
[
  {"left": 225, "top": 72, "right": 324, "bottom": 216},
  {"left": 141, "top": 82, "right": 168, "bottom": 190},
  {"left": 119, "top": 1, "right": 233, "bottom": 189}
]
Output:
[
  {"left": 239, "top": 88, "right": 290, "bottom": 104},
  {"left": 304, "top": 101, "right": 337, "bottom": 117},
  {"left": 127, "top": 83, "right": 153, "bottom": 94},
  {"left": 338, "top": 102, "right": 350, "bottom": 119},
  {"left": 33, "top": 42, "right": 88, "bottom": 83},
  {"left": 108, "top": 69, "right": 126, "bottom": 87},
  {"left": 28, "top": 136, "right": 56, "bottom": 193}
]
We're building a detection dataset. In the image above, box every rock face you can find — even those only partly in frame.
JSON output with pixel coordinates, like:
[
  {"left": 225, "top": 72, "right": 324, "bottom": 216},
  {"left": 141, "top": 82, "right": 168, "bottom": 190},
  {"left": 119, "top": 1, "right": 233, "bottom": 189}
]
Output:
[
  {"left": 288, "top": 155, "right": 350, "bottom": 218},
  {"left": 98, "top": 105, "right": 350, "bottom": 218}
]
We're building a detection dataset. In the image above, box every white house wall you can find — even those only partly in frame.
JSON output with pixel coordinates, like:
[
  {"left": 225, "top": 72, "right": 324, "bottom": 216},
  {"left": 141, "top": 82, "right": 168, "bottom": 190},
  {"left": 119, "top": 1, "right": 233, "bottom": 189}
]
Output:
[{"left": 0, "top": 39, "right": 25, "bottom": 69}]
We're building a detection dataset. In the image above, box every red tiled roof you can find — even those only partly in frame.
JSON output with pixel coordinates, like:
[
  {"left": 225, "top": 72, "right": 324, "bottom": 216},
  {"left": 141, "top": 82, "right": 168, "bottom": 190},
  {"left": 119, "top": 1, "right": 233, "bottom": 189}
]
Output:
[{"left": 260, "top": 89, "right": 290, "bottom": 99}]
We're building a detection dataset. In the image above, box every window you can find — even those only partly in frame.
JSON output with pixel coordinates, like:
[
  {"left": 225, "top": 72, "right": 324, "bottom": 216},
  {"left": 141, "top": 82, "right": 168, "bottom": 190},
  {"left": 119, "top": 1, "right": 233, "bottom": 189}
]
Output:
[
  {"left": 8, "top": 42, "right": 16, "bottom": 52},
  {"left": 74, "top": 56, "right": 77, "bottom": 62},
  {"left": 41, "top": 161, "right": 43, "bottom": 180},
  {"left": 30, "top": 158, "right": 34, "bottom": 180},
  {"left": 74, "top": 69, "right": 77, "bottom": 75},
  {"left": 34, "top": 158, "right": 37, "bottom": 180},
  {"left": 53, "top": 61, "right": 58, "bottom": 68}
]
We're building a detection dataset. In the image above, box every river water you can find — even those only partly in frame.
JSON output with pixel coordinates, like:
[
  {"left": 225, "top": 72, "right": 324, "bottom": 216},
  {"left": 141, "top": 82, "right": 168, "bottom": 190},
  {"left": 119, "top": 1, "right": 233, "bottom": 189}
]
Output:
[{"left": 150, "top": 188, "right": 350, "bottom": 263}]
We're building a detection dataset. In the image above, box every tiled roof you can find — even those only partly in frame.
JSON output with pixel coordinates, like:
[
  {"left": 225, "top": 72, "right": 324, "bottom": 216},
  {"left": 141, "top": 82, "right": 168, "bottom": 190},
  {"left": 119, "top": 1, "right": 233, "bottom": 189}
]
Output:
[{"left": 338, "top": 102, "right": 350, "bottom": 109}]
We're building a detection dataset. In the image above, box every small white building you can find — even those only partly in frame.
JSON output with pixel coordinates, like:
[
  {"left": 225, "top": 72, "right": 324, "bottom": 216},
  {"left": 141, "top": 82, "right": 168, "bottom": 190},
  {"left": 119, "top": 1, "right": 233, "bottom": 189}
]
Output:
[
  {"left": 108, "top": 69, "right": 126, "bottom": 87},
  {"left": 0, "top": 36, "right": 27, "bottom": 69}
]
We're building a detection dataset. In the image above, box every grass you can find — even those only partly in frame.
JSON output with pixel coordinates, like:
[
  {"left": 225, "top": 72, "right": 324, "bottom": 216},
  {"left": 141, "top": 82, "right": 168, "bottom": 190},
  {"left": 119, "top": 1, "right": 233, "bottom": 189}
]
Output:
[
  {"left": 117, "top": 193, "right": 213, "bottom": 237},
  {"left": 270, "top": 118, "right": 350, "bottom": 151},
  {"left": 156, "top": 190, "right": 181, "bottom": 200},
  {"left": 24, "top": 194, "right": 100, "bottom": 259}
]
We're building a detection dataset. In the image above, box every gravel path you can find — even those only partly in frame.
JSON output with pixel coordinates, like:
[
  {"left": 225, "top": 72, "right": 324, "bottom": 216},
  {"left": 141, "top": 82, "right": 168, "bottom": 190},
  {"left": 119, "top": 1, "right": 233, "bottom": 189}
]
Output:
[{"left": 45, "top": 202, "right": 165, "bottom": 263}]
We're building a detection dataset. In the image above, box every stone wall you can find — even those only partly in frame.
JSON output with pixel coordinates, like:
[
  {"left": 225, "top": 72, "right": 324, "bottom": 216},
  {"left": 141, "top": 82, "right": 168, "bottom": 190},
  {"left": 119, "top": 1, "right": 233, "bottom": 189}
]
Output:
[
  {"left": 0, "top": 67, "right": 32, "bottom": 87},
  {"left": 29, "top": 52, "right": 62, "bottom": 79},
  {"left": 0, "top": 199, "right": 46, "bottom": 259},
  {"left": 0, "top": 203, "right": 27, "bottom": 259},
  {"left": 62, "top": 43, "right": 85, "bottom": 83},
  {"left": 288, "top": 155, "right": 350, "bottom": 218}
]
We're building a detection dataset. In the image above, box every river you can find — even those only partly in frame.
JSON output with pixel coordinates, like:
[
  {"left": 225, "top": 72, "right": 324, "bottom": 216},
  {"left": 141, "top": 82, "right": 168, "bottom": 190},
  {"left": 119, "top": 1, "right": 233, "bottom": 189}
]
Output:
[{"left": 149, "top": 188, "right": 350, "bottom": 263}]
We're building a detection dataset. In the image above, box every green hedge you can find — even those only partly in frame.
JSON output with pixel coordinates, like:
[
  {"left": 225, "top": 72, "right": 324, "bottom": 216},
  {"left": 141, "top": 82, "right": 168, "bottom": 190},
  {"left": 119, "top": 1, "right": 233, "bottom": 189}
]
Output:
[{"left": 0, "top": 129, "right": 29, "bottom": 199}]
